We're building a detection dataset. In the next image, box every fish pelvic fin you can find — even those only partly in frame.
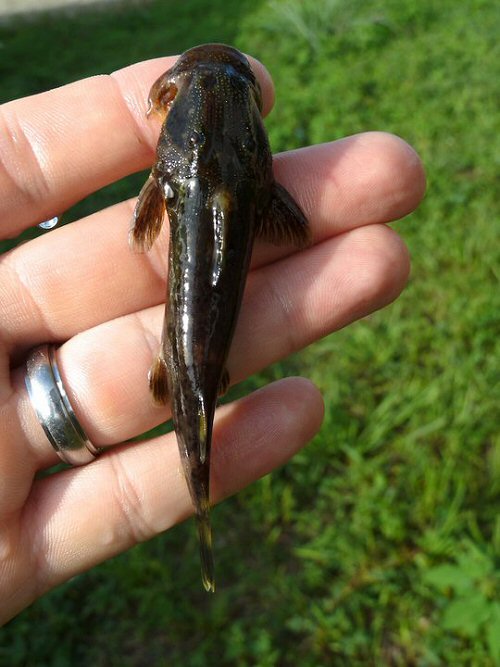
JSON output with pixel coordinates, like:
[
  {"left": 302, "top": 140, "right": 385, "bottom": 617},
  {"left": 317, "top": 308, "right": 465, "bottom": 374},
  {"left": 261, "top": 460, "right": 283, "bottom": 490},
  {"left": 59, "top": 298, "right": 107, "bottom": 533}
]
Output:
[
  {"left": 148, "top": 354, "right": 169, "bottom": 405},
  {"left": 196, "top": 509, "right": 215, "bottom": 593},
  {"left": 218, "top": 368, "right": 230, "bottom": 396},
  {"left": 129, "top": 173, "right": 166, "bottom": 252},
  {"left": 257, "top": 181, "right": 311, "bottom": 248}
]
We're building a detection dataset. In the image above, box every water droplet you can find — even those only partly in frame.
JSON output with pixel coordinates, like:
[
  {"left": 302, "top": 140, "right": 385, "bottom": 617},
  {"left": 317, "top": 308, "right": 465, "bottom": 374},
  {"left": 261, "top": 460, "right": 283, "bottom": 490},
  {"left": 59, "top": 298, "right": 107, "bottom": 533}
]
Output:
[{"left": 38, "top": 216, "right": 59, "bottom": 230}]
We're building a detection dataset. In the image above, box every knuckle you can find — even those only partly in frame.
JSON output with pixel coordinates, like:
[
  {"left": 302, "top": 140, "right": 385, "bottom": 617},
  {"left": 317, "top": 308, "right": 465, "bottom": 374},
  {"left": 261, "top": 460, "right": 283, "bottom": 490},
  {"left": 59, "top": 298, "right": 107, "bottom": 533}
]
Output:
[
  {"left": 0, "top": 105, "right": 52, "bottom": 212},
  {"left": 107, "top": 453, "right": 154, "bottom": 545}
]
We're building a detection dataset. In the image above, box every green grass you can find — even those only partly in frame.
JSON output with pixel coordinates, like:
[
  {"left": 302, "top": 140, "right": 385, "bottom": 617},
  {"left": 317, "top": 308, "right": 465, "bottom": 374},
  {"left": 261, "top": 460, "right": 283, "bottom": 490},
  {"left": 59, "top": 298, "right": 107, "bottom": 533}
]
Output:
[{"left": 1, "top": 0, "right": 499, "bottom": 665}]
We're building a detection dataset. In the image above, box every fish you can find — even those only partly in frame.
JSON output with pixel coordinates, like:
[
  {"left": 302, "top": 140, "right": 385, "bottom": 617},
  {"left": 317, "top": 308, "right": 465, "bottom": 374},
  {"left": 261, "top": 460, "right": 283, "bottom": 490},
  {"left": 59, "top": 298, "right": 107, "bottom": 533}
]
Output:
[{"left": 130, "top": 43, "right": 310, "bottom": 592}]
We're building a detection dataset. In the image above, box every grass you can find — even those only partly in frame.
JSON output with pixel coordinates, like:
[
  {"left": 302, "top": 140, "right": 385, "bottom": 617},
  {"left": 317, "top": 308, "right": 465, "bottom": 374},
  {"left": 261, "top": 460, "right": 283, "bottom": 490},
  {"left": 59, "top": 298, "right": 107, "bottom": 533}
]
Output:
[{"left": 1, "top": 0, "right": 499, "bottom": 664}]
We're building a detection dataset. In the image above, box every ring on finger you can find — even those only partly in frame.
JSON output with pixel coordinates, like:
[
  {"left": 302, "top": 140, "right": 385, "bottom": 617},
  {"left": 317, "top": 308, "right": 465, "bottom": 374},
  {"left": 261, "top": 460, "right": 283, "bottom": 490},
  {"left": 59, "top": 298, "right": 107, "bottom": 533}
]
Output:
[{"left": 24, "top": 344, "right": 102, "bottom": 466}]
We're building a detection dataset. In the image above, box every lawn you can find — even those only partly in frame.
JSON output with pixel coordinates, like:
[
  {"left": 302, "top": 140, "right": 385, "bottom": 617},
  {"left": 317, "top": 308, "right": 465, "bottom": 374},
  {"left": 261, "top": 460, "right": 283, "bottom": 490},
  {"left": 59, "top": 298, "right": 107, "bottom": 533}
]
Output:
[{"left": 1, "top": 0, "right": 499, "bottom": 665}]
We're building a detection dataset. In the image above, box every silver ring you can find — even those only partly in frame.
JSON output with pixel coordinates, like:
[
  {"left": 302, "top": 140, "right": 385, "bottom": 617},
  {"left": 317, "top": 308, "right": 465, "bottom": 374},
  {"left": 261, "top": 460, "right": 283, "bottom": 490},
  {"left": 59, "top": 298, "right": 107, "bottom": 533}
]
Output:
[{"left": 25, "top": 344, "right": 102, "bottom": 466}]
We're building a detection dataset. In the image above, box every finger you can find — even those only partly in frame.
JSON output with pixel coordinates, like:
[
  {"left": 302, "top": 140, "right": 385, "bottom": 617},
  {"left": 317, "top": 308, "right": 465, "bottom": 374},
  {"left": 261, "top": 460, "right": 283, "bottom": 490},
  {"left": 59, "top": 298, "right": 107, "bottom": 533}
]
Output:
[
  {"left": 2, "top": 133, "right": 424, "bottom": 354},
  {"left": 273, "top": 131, "right": 425, "bottom": 240},
  {"left": 6, "top": 377, "right": 322, "bottom": 624},
  {"left": 0, "top": 56, "right": 274, "bottom": 237},
  {"left": 12, "top": 222, "right": 408, "bottom": 468}
]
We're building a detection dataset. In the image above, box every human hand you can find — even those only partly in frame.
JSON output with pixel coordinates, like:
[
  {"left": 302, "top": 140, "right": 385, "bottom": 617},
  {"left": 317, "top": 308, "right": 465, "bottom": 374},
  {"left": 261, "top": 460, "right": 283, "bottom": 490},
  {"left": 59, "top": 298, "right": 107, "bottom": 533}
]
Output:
[{"left": 0, "top": 55, "right": 425, "bottom": 624}]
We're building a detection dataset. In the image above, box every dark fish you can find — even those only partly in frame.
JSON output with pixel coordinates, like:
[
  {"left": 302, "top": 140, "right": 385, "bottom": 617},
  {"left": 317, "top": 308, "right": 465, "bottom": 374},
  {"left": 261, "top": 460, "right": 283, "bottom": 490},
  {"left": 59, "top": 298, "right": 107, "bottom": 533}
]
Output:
[{"left": 130, "top": 44, "right": 310, "bottom": 592}]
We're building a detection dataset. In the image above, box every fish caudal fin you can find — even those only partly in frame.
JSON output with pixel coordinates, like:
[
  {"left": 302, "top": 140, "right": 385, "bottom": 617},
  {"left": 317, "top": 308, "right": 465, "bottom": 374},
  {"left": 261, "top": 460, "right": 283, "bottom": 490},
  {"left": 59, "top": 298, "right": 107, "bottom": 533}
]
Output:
[
  {"left": 129, "top": 174, "right": 165, "bottom": 252},
  {"left": 196, "top": 509, "right": 215, "bottom": 593}
]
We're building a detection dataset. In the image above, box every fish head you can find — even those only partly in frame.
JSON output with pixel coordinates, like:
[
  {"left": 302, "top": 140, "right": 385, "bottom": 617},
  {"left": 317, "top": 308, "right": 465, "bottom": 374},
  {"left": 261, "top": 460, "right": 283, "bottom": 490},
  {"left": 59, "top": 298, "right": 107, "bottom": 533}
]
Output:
[{"left": 147, "top": 43, "right": 263, "bottom": 120}]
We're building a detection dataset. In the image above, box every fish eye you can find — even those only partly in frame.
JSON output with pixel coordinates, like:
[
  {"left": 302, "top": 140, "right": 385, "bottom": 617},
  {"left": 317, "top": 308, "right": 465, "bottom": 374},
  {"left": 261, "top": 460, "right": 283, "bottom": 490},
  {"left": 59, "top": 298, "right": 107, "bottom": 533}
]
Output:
[{"left": 189, "top": 130, "right": 205, "bottom": 148}]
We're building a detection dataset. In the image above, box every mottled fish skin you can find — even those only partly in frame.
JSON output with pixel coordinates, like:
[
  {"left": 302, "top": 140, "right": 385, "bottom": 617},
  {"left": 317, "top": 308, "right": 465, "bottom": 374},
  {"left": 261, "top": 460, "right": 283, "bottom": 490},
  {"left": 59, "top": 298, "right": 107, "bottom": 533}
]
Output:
[{"left": 130, "top": 44, "right": 310, "bottom": 592}]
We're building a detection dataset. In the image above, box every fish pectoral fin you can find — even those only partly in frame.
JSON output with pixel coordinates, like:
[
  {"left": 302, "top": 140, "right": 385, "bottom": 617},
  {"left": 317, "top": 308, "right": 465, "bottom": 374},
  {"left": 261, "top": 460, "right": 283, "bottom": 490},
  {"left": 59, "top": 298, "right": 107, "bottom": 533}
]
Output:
[
  {"left": 218, "top": 368, "right": 230, "bottom": 396},
  {"left": 256, "top": 181, "right": 311, "bottom": 248},
  {"left": 129, "top": 174, "right": 166, "bottom": 253},
  {"left": 148, "top": 354, "right": 169, "bottom": 405}
]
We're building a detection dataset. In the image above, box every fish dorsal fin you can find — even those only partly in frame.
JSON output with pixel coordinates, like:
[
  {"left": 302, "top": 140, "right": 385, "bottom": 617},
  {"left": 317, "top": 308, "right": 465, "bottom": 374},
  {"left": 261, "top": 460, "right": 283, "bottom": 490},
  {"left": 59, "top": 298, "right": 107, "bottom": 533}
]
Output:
[
  {"left": 256, "top": 181, "right": 311, "bottom": 248},
  {"left": 210, "top": 187, "right": 232, "bottom": 286}
]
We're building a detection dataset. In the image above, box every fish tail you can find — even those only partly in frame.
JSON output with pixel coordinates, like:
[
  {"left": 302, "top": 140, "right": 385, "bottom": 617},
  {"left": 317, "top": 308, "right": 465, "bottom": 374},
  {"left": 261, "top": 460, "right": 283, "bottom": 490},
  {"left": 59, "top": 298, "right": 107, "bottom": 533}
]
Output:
[{"left": 196, "top": 508, "right": 215, "bottom": 593}]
